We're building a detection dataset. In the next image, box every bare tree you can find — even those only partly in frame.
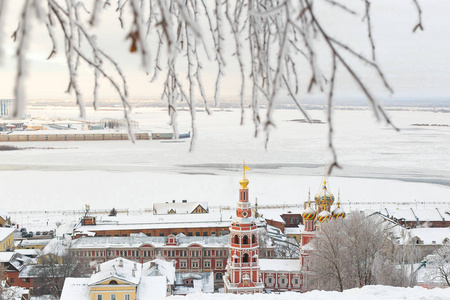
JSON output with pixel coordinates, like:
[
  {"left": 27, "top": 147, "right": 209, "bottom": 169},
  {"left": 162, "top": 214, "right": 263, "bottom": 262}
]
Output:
[
  {"left": 32, "top": 245, "right": 87, "bottom": 298},
  {"left": 425, "top": 243, "right": 450, "bottom": 287},
  {"left": 308, "top": 212, "right": 414, "bottom": 291},
  {"left": 0, "top": 1, "right": 422, "bottom": 166},
  {"left": 0, "top": 263, "right": 6, "bottom": 295},
  {"left": 108, "top": 207, "right": 118, "bottom": 217},
  {"left": 258, "top": 227, "right": 271, "bottom": 258},
  {"left": 274, "top": 238, "right": 300, "bottom": 259}
]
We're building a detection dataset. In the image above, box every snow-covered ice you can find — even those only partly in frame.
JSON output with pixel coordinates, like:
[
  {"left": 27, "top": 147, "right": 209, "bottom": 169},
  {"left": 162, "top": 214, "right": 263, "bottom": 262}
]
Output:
[{"left": 0, "top": 107, "right": 448, "bottom": 214}]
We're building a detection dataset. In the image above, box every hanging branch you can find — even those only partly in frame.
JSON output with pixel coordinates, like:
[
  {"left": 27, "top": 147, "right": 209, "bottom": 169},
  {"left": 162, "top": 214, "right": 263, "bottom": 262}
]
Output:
[
  {"left": 3, "top": 0, "right": 424, "bottom": 170},
  {"left": 13, "top": 0, "right": 31, "bottom": 118}
]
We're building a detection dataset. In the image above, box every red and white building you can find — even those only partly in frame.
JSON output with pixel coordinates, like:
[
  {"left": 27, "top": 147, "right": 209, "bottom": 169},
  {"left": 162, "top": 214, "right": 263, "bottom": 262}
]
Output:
[{"left": 223, "top": 169, "right": 264, "bottom": 294}]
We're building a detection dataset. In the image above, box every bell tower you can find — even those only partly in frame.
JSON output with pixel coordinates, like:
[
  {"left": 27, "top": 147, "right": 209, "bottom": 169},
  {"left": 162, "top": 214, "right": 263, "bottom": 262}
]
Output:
[{"left": 224, "top": 163, "right": 264, "bottom": 294}]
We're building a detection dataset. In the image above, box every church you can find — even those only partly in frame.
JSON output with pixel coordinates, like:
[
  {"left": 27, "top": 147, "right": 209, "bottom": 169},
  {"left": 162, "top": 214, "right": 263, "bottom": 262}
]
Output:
[{"left": 224, "top": 165, "right": 346, "bottom": 293}]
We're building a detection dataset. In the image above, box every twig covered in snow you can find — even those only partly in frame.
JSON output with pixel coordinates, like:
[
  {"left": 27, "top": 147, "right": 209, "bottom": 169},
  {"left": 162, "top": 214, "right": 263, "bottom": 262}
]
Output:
[{"left": 1, "top": 0, "right": 423, "bottom": 168}]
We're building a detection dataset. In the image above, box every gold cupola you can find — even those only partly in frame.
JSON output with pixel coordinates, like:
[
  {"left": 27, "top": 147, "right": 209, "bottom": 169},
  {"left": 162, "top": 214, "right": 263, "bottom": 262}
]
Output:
[{"left": 240, "top": 161, "right": 251, "bottom": 189}]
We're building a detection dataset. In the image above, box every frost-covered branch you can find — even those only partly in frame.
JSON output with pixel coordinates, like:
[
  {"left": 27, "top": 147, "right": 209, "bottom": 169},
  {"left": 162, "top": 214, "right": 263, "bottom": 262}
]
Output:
[{"left": 1, "top": 0, "right": 424, "bottom": 167}]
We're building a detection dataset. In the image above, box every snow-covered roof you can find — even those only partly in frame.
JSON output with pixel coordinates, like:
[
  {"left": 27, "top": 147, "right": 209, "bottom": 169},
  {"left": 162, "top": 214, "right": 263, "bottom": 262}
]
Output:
[
  {"left": 153, "top": 201, "right": 208, "bottom": 215},
  {"left": 384, "top": 208, "right": 448, "bottom": 222},
  {"left": 258, "top": 209, "right": 286, "bottom": 223},
  {"left": 89, "top": 257, "right": 141, "bottom": 286},
  {"left": 174, "top": 272, "right": 214, "bottom": 294},
  {"left": 41, "top": 238, "right": 67, "bottom": 256},
  {"left": 18, "top": 239, "right": 53, "bottom": 247},
  {"left": 137, "top": 276, "right": 167, "bottom": 300},
  {"left": 142, "top": 259, "right": 176, "bottom": 285},
  {"left": 0, "top": 252, "right": 15, "bottom": 262},
  {"left": 19, "top": 265, "right": 46, "bottom": 278},
  {"left": 284, "top": 227, "right": 302, "bottom": 235},
  {"left": 259, "top": 259, "right": 301, "bottom": 272},
  {"left": 71, "top": 234, "right": 230, "bottom": 249},
  {"left": 0, "top": 210, "right": 9, "bottom": 221},
  {"left": 0, "top": 252, "right": 29, "bottom": 272},
  {"left": 73, "top": 208, "right": 268, "bottom": 235},
  {"left": 14, "top": 249, "right": 40, "bottom": 257},
  {"left": 0, "top": 228, "right": 15, "bottom": 241},
  {"left": 409, "top": 228, "right": 450, "bottom": 245},
  {"left": 60, "top": 278, "right": 90, "bottom": 300}
]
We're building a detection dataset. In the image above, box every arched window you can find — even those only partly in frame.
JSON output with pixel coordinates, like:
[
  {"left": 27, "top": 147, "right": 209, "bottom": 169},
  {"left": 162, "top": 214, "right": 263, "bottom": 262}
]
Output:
[
  {"left": 233, "top": 235, "right": 239, "bottom": 244},
  {"left": 215, "top": 273, "right": 223, "bottom": 280},
  {"left": 109, "top": 280, "right": 118, "bottom": 285},
  {"left": 243, "top": 235, "right": 249, "bottom": 245},
  {"left": 251, "top": 235, "right": 256, "bottom": 244},
  {"left": 243, "top": 254, "right": 249, "bottom": 263}
]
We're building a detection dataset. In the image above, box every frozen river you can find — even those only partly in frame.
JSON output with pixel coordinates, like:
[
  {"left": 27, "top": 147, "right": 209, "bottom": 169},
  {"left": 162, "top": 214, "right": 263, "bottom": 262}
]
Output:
[{"left": 0, "top": 106, "right": 449, "bottom": 212}]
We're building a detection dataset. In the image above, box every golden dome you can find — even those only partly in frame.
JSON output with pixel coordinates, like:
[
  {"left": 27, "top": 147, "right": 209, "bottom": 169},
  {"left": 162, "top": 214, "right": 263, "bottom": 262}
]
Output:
[{"left": 240, "top": 177, "right": 249, "bottom": 189}]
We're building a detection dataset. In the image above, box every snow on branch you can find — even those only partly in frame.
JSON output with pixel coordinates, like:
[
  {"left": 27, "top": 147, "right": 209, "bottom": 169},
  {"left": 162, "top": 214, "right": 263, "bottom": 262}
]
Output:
[{"left": 2, "top": 0, "right": 423, "bottom": 166}]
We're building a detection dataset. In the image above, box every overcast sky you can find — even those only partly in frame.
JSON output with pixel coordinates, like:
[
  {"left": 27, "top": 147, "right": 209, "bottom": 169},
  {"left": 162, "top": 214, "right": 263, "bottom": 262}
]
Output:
[{"left": 0, "top": 0, "right": 449, "bottom": 104}]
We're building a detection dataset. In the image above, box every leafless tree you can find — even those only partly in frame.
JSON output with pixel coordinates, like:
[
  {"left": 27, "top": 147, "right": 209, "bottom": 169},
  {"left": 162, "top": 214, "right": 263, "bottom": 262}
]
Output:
[
  {"left": 258, "top": 227, "right": 271, "bottom": 258},
  {"left": 0, "top": 263, "right": 6, "bottom": 295},
  {"left": 32, "top": 245, "right": 87, "bottom": 298},
  {"left": 425, "top": 243, "right": 450, "bottom": 287},
  {"left": 108, "top": 207, "right": 118, "bottom": 216},
  {"left": 308, "top": 212, "right": 414, "bottom": 291},
  {"left": 0, "top": 1, "right": 423, "bottom": 167},
  {"left": 274, "top": 238, "right": 300, "bottom": 259}
]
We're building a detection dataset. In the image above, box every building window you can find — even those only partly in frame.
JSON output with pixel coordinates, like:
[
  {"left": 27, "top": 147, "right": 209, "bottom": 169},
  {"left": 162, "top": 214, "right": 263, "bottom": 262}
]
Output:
[
  {"left": 203, "top": 232, "right": 208, "bottom": 236},
  {"left": 192, "top": 261, "right": 199, "bottom": 268},
  {"left": 180, "top": 260, "right": 187, "bottom": 268},
  {"left": 268, "top": 278, "right": 272, "bottom": 284},
  {"left": 110, "top": 295, "right": 116, "bottom": 300},
  {"left": 10, "top": 278, "right": 14, "bottom": 284},
  {"left": 204, "top": 260, "right": 211, "bottom": 268},
  {"left": 195, "top": 232, "right": 200, "bottom": 236},
  {"left": 243, "top": 235, "right": 249, "bottom": 245},
  {"left": 125, "top": 294, "right": 130, "bottom": 300},
  {"left": 188, "top": 232, "right": 193, "bottom": 236},
  {"left": 97, "top": 295, "right": 102, "bottom": 300},
  {"left": 215, "top": 260, "right": 223, "bottom": 268}
]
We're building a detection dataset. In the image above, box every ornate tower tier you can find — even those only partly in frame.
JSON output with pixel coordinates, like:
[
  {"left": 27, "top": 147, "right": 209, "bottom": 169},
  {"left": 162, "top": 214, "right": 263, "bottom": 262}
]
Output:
[{"left": 224, "top": 165, "right": 264, "bottom": 294}]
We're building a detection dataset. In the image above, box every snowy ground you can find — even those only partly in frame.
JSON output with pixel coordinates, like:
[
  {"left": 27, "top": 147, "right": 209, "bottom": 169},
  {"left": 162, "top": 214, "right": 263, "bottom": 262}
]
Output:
[
  {"left": 169, "top": 286, "right": 449, "bottom": 300},
  {"left": 0, "top": 107, "right": 449, "bottom": 218}
]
